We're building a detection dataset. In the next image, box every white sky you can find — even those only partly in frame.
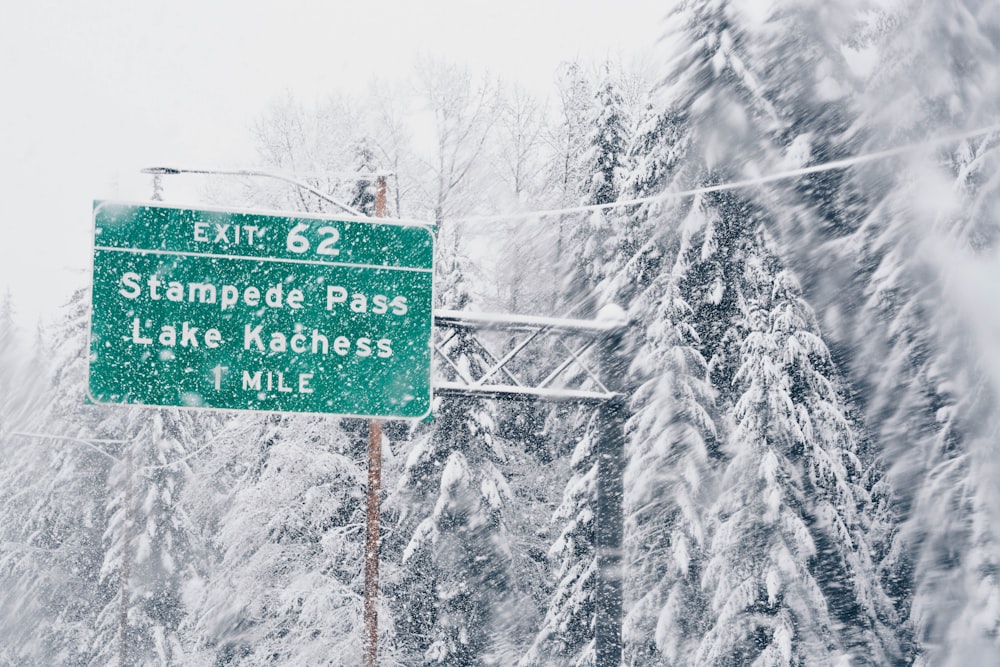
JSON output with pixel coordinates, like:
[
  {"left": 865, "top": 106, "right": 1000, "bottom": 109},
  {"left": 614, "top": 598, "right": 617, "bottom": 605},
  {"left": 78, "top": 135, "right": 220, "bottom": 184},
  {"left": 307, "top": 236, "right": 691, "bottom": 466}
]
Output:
[{"left": 0, "top": 0, "right": 666, "bottom": 325}]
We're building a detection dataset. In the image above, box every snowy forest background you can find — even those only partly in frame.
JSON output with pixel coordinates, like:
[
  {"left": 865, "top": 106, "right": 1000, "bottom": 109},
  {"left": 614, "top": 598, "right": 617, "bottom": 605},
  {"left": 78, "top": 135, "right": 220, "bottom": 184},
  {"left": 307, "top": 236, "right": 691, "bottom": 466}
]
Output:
[{"left": 3, "top": 0, "right": 1000, "bottom": 664}]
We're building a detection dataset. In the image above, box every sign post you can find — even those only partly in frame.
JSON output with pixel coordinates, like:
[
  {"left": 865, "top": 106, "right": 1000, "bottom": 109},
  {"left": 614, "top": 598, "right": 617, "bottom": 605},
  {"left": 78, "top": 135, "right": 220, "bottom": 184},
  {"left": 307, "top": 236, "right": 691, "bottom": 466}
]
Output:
[
  {"left": 89, "top": 200, "right": 434, "bottom": 420},
  {"left": 364, "top": 175, "right": 388, "bottom": 667}
]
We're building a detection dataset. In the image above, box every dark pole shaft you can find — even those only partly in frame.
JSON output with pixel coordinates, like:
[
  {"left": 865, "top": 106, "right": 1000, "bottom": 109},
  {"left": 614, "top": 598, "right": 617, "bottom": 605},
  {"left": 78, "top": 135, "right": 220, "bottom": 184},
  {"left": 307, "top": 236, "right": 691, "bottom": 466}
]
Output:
[
  {"left": 363, "top": 175, "right": 389, "bottom": 667},
  {"left": 596, "top": 327, "right": 627, "bottom": 667}
]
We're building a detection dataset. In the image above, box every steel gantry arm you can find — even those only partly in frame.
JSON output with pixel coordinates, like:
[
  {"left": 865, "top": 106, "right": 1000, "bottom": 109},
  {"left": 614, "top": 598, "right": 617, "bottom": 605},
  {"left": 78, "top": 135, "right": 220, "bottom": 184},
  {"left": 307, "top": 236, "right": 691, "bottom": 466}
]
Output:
[{"left": 431, "top": 308, "right": 627, "bottom": 405}]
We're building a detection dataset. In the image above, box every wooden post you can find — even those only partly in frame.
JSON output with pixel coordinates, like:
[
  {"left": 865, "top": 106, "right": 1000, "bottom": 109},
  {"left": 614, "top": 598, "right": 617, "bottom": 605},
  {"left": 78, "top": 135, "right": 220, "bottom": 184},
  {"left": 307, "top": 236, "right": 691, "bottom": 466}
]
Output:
[
  {"left": 363, "top": 174, "right": 388, "bottom": 667},
  {"left": 363, "top": 419, "right": 382, "bottom": 667},
  {"left": 375, "top": 174, "right": 387, "bottom": 219}
]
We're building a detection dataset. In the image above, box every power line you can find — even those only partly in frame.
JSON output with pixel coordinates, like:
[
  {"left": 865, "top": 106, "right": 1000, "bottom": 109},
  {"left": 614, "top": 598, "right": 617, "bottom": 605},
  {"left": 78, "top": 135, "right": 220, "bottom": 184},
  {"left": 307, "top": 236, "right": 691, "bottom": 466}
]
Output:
[
  {"left": 10, "top": 431, "right": 210, "bottom": 471},
  {"left": 543, "top": 121, "right": 1000, "bottom": 322},
  {"left": 11, "top": 431, "right": 123, "bottom": 461},
  {"left": 452, "top": 122, "right": 1000, "bottom": 224}
]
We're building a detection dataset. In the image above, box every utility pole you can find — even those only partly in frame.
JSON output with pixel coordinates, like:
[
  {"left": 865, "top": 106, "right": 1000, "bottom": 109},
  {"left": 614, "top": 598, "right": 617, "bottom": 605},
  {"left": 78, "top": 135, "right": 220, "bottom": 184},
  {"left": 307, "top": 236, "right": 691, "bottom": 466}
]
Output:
[{"left": 363, "top": 174, "right": 388, "bottom": 667}]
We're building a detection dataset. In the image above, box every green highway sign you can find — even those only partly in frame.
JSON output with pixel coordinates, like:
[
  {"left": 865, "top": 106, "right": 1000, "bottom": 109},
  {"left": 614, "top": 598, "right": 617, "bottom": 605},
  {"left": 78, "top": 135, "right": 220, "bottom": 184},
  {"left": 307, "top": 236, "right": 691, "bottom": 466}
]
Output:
[{"left": 88, "top": 200, "right": 434, "bottom": 419}]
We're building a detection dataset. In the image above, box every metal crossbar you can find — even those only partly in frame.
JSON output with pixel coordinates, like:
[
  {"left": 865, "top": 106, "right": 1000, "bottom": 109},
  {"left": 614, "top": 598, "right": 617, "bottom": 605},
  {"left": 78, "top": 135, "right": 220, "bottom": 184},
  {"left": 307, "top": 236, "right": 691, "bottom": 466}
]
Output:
[
  {"left": 471, "top": 329, "right": 541, "bottom": 387},
  {"left": 537, "top": 340, "right": 596, "bottom": 390},
  {"left": 465, "top": 334, "right": 525, "bottom": 387},
  {"left": 558, "top": 339, "right": 609, "bottom": 393}
]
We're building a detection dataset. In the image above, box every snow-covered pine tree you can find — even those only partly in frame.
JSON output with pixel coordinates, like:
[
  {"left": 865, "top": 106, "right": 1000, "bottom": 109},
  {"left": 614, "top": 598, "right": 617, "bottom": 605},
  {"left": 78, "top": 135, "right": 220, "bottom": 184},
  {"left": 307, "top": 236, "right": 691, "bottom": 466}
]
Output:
[
  {"left": 387, "top": 420, "right": 445, "bottom": 662},
  {"left": 563, "top": 66, "right": 631, "bottom": 319},
  {"left": 0, "top": 291, "right": 35, "bottom": 660},
  {"left": 0, "top": 288, "right": 122, "bottom": 664},
  {"left": 569, "top": 73, "right": 719, "bottom": 667},
  {"left": 0, "top": 294, "right": 47, "bottom": 440},
  {"left": 88, "top": 407, "right": 204, "bottom": 666},
  {"left": 391, "top": 404, "right": 505, "bottom": 665},
  {"left": 735, "top": 0, "right": 870, "bottom": 240},
  {"left": 523, "top": 65, "right": 634, "bottom": 667},
  {"left": 663, "top": 0, "right": 916, "bottom": 659},
  {"left": 614, "top": 0, "right": 901, "bottom": 661},
  {"left": 696, "top": 250, "right": 894, "bottom": 665},
  {"left": 722, "top": 6, "right": 907, "bottom": 637},
  {"left": 29, "top": 281, "right": 214, "bottom": 667},
  {"left": 601, "top": 103, "right": 688, "bottom": 314},
  {"left": 401, "top": 438, "right": 512, "bottom": 665},
  {"left": 621, "top": 271, "right": 717, "bottom": 666},
  {"left": 182, "top": 413, "right": 372, "bottom": 664},
  {"left": 586, "top": 68, "right": 631, "bottom": 214},
  {"left": 824, "top": 2, "right": 1000, "bottom": 662},
  {"left": 650, "top": 0, "right": 783, "bottom": 399},
  {"left": 521, "top": 411, "right": 599, "bottom": 667},
  {"left": 388, "top": 228, "right": 516, "bottom": 664},
  {"left": 17, "top": 321, "right": 52, "bottom": 430},
  {"left": 578, "top": 75, "right": 718, "bottom": 665}
]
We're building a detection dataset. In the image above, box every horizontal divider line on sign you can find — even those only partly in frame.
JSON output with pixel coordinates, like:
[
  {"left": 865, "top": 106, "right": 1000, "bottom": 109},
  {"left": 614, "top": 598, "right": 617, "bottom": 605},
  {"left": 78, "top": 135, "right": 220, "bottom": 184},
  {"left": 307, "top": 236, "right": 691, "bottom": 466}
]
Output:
[{"left": 92, "top": 245, "right": 434, "bottom": 273}]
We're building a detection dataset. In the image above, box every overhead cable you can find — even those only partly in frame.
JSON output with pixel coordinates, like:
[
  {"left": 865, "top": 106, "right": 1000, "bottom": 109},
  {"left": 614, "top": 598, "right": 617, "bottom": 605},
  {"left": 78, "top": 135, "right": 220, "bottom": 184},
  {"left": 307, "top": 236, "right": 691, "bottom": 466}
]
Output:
[{"left": 451, "top": 122, "right": 1000, "bottom": 224}]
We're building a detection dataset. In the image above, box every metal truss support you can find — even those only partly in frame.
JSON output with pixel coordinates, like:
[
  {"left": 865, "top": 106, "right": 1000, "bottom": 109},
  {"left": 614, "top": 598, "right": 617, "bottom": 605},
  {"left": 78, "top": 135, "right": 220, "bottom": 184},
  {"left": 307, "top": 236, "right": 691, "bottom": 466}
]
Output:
[
  {"left": 432, "top": 306, "right": 630, "bottom": 667},
  {"left": 432, "top": 308, "right": 626, "bottom": 403}
]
